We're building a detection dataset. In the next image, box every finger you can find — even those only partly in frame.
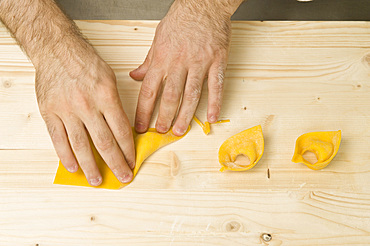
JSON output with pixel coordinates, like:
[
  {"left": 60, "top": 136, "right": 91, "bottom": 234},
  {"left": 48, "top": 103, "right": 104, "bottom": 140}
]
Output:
[
  {"left": 103, "top": 104, "right": 136, "bottom": 170},
  {"left": 130, "top": 47, "right": 153, "bottom": 81},
  {"left": 155, "top": 67, "right": 187, "bottom": 133},
  {"left": 135, "top": 68, "right": 164, "bottom": 133},
  {"left": 207, "top": 62, "right": 227, "bottom": 123},
  {"left": 64, "top": 117, "right": 102, "bottom": 186},
  {"left": 173, "top": 67, "right": 206, "bottom": 136},
  {"left": 84, "top": 114, "right": 133, "bottom": 183},
  {"left": 44, "top": 114, "right": 78, "bottom": 173}
]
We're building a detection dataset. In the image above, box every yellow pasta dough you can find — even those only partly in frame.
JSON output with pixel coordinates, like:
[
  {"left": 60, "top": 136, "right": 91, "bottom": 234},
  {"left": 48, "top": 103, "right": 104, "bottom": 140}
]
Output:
[
  {"left": 218, "top": 125, "right": 264, "bottom": 172},
  {"left": 193, "top": 115, "right": 230, "bottom": 135},
  {"left": 53, "top": 127, "right": 190, "bottom": 189},
  {"left": 292, "top": 130, "right": 341, "bottom": 170}
]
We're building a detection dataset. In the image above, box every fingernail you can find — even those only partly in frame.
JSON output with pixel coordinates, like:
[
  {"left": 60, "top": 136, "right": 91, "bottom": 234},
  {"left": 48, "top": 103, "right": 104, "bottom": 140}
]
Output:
[
  {"left": 174, "top": 127, "right": 186, "bottom": 136},
  {"left": 209, "top": 115, "right": 217, "bottom": 123},
  {"left": 89, "top": 177, "right": 102, "bottom": 186},
  {"left": 128, "top": 161, "right": 136, "bottom": 170},
  {"left": 119, "top": 172, "right": 133, "bottom": 183},
  {"left": 157, "top": 125, "right": 168, "bottom": 133},
  {"left": 136, "top": 122, "right": 146, "bottom": 132},
  {"left": 67, "top": 164, "right": 78, "bottom": 173}
]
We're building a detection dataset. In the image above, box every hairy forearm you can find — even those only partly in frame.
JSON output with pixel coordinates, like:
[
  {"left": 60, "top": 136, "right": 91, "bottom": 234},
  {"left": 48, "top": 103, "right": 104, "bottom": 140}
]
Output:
[
  {"left": 0, "top": 0, "right": 93, "bottom": 69},
  {"left": 173, "top": 0, "right": 244, "bottom": 18},
  {"left": 165, "top": 0, "right": 244, "bottom": 48}
]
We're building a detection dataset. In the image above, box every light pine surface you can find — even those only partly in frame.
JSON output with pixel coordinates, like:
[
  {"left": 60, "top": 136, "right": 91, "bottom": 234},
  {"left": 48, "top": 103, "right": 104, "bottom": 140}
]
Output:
[{"left": 0, "top": 21, "right": 370, "bottom": 245}]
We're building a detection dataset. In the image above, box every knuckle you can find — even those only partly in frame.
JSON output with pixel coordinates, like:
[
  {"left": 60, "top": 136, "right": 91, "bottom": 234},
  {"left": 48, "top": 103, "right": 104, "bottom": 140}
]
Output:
[
  {"left": 115, "top": 127, "right": 131, "bottom": 143},
  {"left": 163, "top": 92, "right": 179, "bottom": 104},
  {"left": 95, "top": 133, "right": 115, "bottom": 152},
  {"left": 97, "top": 63, "right": 117, "bottom": 83},
  {"left": 163, "top": 82, "right": 180, "bottom": 104},
  {"left": 44, "top": 119, "right": 65, "bottom": 145},
  {"left": 140, "top": 83, "right": 155, "bottom": 100},
  {"left": 50, "top": 130, "right": 65, "bottom": 145},
  {"left": 184, "top": 84, "right": 201, "bottom": 103},
  {"left": 71, "top": 133, "right": 88, "bottom": 152},
  {"left": 98, "top": 85, "right": 119, "bottom": 103},
  {"left": 73, "top": 91, "right": 92, "bottom": 112},
  {"left": 189, "top": 54, "right": 206, "bottom": 65}
]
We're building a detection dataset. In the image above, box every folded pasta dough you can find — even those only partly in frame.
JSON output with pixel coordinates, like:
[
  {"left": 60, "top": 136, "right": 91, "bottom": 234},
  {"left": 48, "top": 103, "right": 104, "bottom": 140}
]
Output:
[{"left": 53, "top": 127, "right": 190, "bottom": 189}]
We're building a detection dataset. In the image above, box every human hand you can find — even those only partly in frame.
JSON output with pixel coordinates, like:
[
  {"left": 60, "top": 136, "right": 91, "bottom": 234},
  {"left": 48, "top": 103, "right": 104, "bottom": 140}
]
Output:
[
  {"left": 35, "top": 39, "right": 135, "bottom": 186},
  {"left": 130, "top": 0, "right": 243, "bottom": 136}
]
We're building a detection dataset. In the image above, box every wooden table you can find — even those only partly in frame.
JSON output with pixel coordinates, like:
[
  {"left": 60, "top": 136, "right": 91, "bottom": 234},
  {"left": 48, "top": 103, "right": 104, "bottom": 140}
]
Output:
[{"left": 1, "top": 21, "right": 370, "bottom": 245}]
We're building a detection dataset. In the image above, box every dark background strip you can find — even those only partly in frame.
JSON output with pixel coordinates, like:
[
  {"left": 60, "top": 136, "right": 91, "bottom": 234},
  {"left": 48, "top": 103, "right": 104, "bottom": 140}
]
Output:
[{"left": 56, "top": 0, "right": 370, "bottom": 21}]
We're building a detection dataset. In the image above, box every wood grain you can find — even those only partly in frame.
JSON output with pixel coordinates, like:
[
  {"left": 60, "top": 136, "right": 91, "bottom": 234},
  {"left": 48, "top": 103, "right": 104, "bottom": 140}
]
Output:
[
  {"left": 0, "top": 21, "right": 370, "bottom": 245},
  {"left": 1, "top": 189, "right": 370, "bottom": 245}
]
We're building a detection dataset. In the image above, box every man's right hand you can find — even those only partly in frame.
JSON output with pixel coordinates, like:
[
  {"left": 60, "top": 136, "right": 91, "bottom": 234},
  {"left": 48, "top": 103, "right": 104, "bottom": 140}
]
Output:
[{"left": 35, "top": 43, "right": 135, "bottom": 186}]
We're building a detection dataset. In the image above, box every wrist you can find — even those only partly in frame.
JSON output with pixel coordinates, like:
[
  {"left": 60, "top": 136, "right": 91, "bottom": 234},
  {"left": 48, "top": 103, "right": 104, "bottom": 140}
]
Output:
[
  {"left": 0, "top": 0, "right": 96, "bottom": 70},
  {"left": 32, "top": 33, "right": 95, "bottom": 70},
  {"left": 172, "top": 0, "right": 244, "bottom": 19},
  {"left": 218, "top": 0, "right": 245, "bottom": 17}
]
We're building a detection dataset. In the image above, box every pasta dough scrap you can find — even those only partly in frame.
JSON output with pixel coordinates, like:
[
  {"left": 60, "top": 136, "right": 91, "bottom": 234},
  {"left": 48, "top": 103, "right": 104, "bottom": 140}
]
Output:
[
  {"left": 193, "top": 115, "right": 230, "bottom": 135},
  {"left": 292, "top": 130, "right": 341, "bottom": 170},
  {"left": 218, "top": 125, "right": 264, "bottom": 172},
  {"left": 53, "top": 127, "right": 190, "bottom": 189}
]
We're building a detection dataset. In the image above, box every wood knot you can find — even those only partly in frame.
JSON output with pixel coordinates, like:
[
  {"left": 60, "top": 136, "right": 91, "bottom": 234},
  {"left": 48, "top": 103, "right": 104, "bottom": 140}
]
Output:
[
  {"left": 2, "top": 79, "right": 12, "bottom": 88},
  {"left": 362, "top": 53, "right": 370, "bottom": 69},
  {"left": 224, "top": 220, "right": 242, "bottom": 232},
  {"left": 261, "top": 233, "right": 272, "bottom": 242},
  {"left": 169, "top": 151, "right": 180, "bottom": 177},
  {"left": 243, "top": 106, "right": 247, "bottom": 110},
  {"left": 263, "top": 115, "right": 275, "bottom": 129},
  {"left": 355, "top": 83, "right": 362, "bottom": 90},
  {"left": 134, "top": 27, "right": 138, "bottom": 31},
  {"left": 90, "top": 216, "right": 95, "bottom": 221}
]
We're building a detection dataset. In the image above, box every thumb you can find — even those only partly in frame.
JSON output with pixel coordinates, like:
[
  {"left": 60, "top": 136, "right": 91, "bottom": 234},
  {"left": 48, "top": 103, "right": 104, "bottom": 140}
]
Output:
[
  {"left": 130, "top": 48, "right": 152, "bottom": 81},
  {"left": 129, "top": 63, "right": 149, "bottom": 81}
]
